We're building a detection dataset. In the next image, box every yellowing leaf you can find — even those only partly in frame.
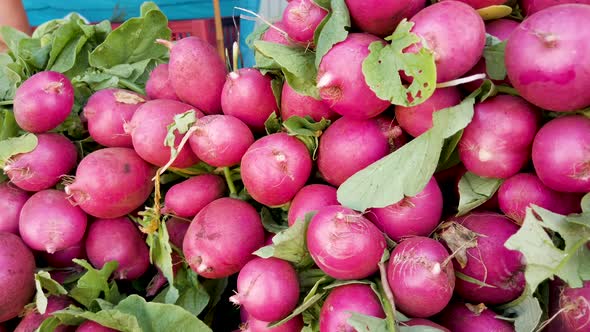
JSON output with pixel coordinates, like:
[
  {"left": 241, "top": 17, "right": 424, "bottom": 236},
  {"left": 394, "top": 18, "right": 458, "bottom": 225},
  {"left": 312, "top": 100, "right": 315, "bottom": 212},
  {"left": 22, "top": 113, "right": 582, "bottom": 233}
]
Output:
[{"left": 477, "top": 5, "right": 513, "bottom": 20}]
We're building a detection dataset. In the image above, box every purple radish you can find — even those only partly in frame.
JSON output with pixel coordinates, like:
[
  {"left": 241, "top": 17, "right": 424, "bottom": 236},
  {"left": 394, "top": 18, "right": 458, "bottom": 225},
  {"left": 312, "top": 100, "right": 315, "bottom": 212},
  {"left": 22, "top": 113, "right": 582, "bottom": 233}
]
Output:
[
  {"left": 395, "top": 87, "right": 462, "bottom": 137},
  {"left": 318, "top": 117, "right": 389, "bottom": 186},
  {"left": 521, "top": 0, "right": 590, "bottom": 15},
  {"left": 505, "top": 4, "right": 590, "bottom": 111},
  {"left": 556, "top": 281, "right": 590, "bottom": 332},
  {"left": 459, "top": 95, "right": 540, "bottom": 179},
  {"left": 42, "top": 240, "right": 86, "bottom": 268},
  {"left": 241, "top": 133, "right": 312, "bottom": 207},
  {"left": 162, "top": 174, "right": 226, "bottom": 218},
  {"left": 127, "top": 99, "right": 202, "bottom": 168},
  {"left": 345, "top": 0, "right": 426, "bottom": 37},
  {"left": 86, "top": 217, "right": 150, "bottom": 280},
  {"left": 14, "top": 296, "right": 74, "bottom": 332},
  {"left": 76, "top": 321, "right": 118, "bottom": 332},
  {"left": 442, "top": 212, "right": 525, "bottom": 305},
  {"left": 19, "top": 190, "right": 87, "bottom": 254},
  {"left": 166, "top": 217, "right": 190, "bottom": 249},
  {"left": 221, "top": 68, "right": 278, "bottom": 133},
  {"left": 407, "top": 1, "right": 486, "bottom": 82},
  {"left": 317, "top": 33, "right": 390, "bottom": 119},
  {"left": 242, "top": 315, "right": 304, "bottom": 332},
  {"left": 5, "top": 133, "right": 77, "bottom": 192},
  {"left": 441, "top": 0, "right": 508, "bottom": 9},
  {"left": 83, "top": 88, "right": 146, "bottom": 148},
  {"left": 498, "top": 173, "right": 582, "bottom": 224},
  {"left": 188, "top": 114, "right": 255, "bottom": 167},
  {"left": 0, "top": 183, "right": 29, "bottom": 234},
  {"left": 145, "top": 63, "right": 180, "bottom": 101},
  {"left": 532, "top": 115, "right": 590, "bottom": 193},
  {"left": 262, "top": 21, "right": 292, "bottom": 46},
  {"left": 280, "top": 82, "right": 338, "bottom": 122},
  {"left": 438, "top": 302, "right": 515, "bottom": 331},
  {"left": 230, "top": 257, "right": 299, "bottom": 322},
  {"left": 183, "top": 198, "right": 265, "bottom": 279},
  {"left": 319, "top": 284, "right": 385, "bottom": 332},
  {"left": 64, "top": 147, "right": 155, "bottom": 219},
  {"left": 405, "top": 319, "right": 450, "bottom": 331},
  {"left": 164, "top": 36, "right": 227, "bottom": 114},
  {"left": 282, "top": 0, "right": 328, "bottom": 45},
  {"left": 13, "top": 71, "right": 74, "bottom": 133},
  {"left": 0, "top": 232, "right": 35, "bottom": 323},
  {"left": 368, "top": 176, "right": 443, "bottom": 242},
  {"left": 388, "top": 237, "right": 455, "bottom": 317},
  {"left": 307, "top": 205, "right": 386, "bottom": 279},
  {"left": 287, "top": 184, "right": 338, "bottom": 226}
]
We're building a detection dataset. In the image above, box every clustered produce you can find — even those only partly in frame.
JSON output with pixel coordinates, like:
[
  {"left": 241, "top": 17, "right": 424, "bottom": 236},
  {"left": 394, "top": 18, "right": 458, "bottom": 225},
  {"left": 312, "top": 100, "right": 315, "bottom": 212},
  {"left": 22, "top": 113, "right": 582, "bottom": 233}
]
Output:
[{"left": 0, "top": 0, "right": 589, "bottom": 331}]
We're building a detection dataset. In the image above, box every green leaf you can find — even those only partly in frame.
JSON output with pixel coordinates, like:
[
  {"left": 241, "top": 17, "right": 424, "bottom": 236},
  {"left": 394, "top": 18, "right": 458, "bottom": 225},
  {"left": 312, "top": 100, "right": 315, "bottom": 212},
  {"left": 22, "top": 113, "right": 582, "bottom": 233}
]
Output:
[
  {"left": 483, "top": 35, "right": 507, "bottom": 81},
  {"left": 164, "top": 109, "right": 197, "bottom": 162},
  {"left": 0, "top": 133, "right": 38, "bottom": 167},
  {"left": 34, "top": 271, "right": 68, "bottom": 314},
  {"left": 45, "top": 14, "right": 90, "bottom": 72},
  {"left": 148, "top": 219, "right": 178, "bottom": 304},
  {"left": 436, "top": 130, "right": 464, "bottom": 172},
  {"left": 581, "top": 193, "right": 590, "bottom": 213},
  {"left": 0, "top": 54, "right": 23, "bottom": 100},
  {"left": 246, "top": 24, "right": 270, "bottom": 49},
  {"left": 455, "top": 271, "right": 497, "bottom": 288},
  {"left": 337, "top": 95, "right": 475, "bottom": 211},
  {"left": 399, "top": 325, "right": 447, "bottom": 332},
  {"left": 265, "top": 112, "right": 283, "bottom": 135},
  {"left": 18, "top": 38, "right": 50, "bottom": 70},
  {"left": 269, "top": 276, "right": 329, "bottom": 329},
  {"left": 153, "top": 267, "right": 210, "bottom": 316},
  {"left": 322, "top": 279, "right": 372, "bottom": 291},
  {"left": 89, "top": 7, "right": 171, "bottom": 70},
  {"left": 253, "top": 213, "right": 315, "bottom": 268},
  {"left": 283, "top": 116, "right": 330, "bottom": 159},
  {"left": 253, "top": 41, "right": 319, "bottom": 99},
  {"left": 505, "top": 206, "right": 590, "bottom": 292},
  {"left": 314, "top": 0, "right": 350, "bottom": 68},
  {"left": 114, "top": 295, "right": 212, "bottom": 332},
  {"left": 0, "top": 26, "right": 30, "bottom": 56},
  {"left": 260, "top": 207, "right": 289, "bottom": 234},
  {"left": 501, "top": 292, "right": 543, "bottom": 332},
  {"left": 362, "top": 19, "right": 437, "bottom": 107},
  {"left": 49, "top": 306, "right": 142, "bottom": 332},
  {"left": 347, "top": 312, "right": 388, "bottom": 332},
  {"left": 69, "top": 259, "right": 119, "bottom": 308},
  {"left": 457, "top": 172, "right": 503, "bottom": 216},
  {"left": 0, "top": 109, "right": 20, "bottom": 140}
]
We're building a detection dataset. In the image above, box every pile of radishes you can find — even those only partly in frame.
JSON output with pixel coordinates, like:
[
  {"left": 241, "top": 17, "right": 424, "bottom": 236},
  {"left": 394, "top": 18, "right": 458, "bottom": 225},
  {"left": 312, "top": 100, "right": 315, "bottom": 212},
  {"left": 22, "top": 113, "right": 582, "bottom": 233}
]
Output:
[{"left": 2, "top": 0, "right": 590, "bottom": 331}]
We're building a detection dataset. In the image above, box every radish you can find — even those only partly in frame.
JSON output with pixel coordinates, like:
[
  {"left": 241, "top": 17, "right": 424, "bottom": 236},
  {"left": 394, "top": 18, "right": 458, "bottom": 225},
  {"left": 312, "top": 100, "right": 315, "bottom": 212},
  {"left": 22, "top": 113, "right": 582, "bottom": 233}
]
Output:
[
  {"left": 521, "top": 0, "right": 590, "bottom": 15},
  {"left": 463, "top": 19, "right": 520, "bottom": 91},
  {"left": 127, "top": 99, "right": 202, "bottom": 168},
  {"left": 505, "top": 4, "right": 590, "bottom": 111},
  {"left": 317, "top": 33, "right": 391, "bottom": 119},
  {"left": 438, "top": 302, "right": 515, "bottom": 332},
  {"left": 281, "top": 82, "right": 338, "bottom": 122},
  {"left": 19, "top": 190, "right": 87, "bottom": 254},
  {"left": 441, "top": 0, "right": 507, "bottom": 9},
  {"left": 282, "top": 0, "right": 328, "bottom": 45},
  {"left": 162, "top": 174, "right": 226, "bottom": 218},
  {"left": 86, "top": 217, "right": 150, "bottom": 280},
  {"left": 532, "top": 115, "right": 590, "bottom": 193},
  {"left": 242, "top": 315, "right": 304, "bottom": 332},
  {"left": 183, "top": 198, "right": 265, "bottom": 279},
  {"left": 221, "top": 68, "right": 278, "bottom": 133},
  {"left": 64, "top": 148, "right": 155, "bottom": 219},
  {"left": 459, "top": 95, "right": 540, "bottom": 179},
  {"left": 405, "top": 319, "right": 450, "bottom": 331},
  {"left": 145, "top": 63, "right": 180, "bottom": 101},
  {"left": 375, "top": 115, "right": 408, "bottom": 152},
  {"left": 556, "top": 281, "right": 590, "bottom": 332},
  {"left": 498, "top": 173, "right": 581, "bottom": 224},
  {"left": 388, "top": 237, "right": 455, "bottom": 317},
  {"left": 165, "top": 36, "right": 227, "bottom": 114},
  {"left": 307, "top": 205, "right": 386, "bottom": 279},
  {"left": 395, "top": 87, "right": 462, "bottom": 137},
  {"left": 287, "top": 184, "right": 338, "bottom": 226},
  {"left": 407, "top": 1, "right": 486, "bottom": 83},
  {"left": 443, "top": 212, "right": 525, "bottom": 305},
  {"left": 166, "top": 217, "right": 190, "bottom": 249},
  {"left": 42, "top": 240, "right": 86, "bottom": 268},
  {"left": 345, "top": 0, "right": 426, "bottom": 37},
  {"left": 0, "top": 232, "right": 35, "bottom": 323},
  {"left": 317, "top": 117, "right": 389, "bottom": 186},
  {"left": 76, "top": 321, "right": 118, "bottom": 332},
  {"left": 319, "top": 284, "right": 385, "bottom": 332},
  {"left": 188, "top": 114, "right": 255, "bottom": 167},
  {"left": 13, "top": 71, "right": 74, "bottom": 133},
  {"left": 5, "top": 133, "right": 78, "bottom": 192},
  {"left": 83, "top": 88, "right": 145, "bottom": 148},
  {"left": 368, "top": 177, "right": 443, "bottom": 242},
  {"left": 14, "top": 296, "right": 74, "bottom": 332},
  {"left": 261, "top": 21, "right": 292, "bottom": 46},
  {"left": 0, "top": 183, "right": 29, "bottom": 234},
  {"left": 241, "top": 133, "right": 312, "bottom": 207},
  {"left": 230, "top": 257, "right": 299, "bottom": 322}
]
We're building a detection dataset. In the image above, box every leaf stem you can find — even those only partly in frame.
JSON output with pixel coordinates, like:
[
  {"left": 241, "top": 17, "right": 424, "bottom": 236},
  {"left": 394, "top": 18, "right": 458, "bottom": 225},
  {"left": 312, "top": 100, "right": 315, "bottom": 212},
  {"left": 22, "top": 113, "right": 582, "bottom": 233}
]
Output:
[
  {"left": 378, "top": 262, "right": 397, "bottom": 332},
  {"left": 232, "top": 41, "right": 239, "bottom": 72},
  {"left": 155, "top": 126, "right": 198, "bottom": 180},
  {"left": 0, "top": 100, "right": 14, "bottom": 106},
  {"left": 495, "top": 85, "right": 520, "bottom": 96},
  {"left": 119, "top": 78, "right": 145, "bottom": 95},
  {"left": 223, "top": 167, "right": 237, "bottom": 196}
]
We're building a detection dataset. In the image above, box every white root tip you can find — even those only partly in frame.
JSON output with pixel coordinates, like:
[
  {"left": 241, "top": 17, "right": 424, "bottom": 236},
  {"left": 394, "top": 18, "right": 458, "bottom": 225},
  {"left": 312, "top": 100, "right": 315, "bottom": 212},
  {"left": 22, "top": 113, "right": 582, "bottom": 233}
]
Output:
[
  {"left": 155, "top": 39, "right": 174, "bottom": 49},
  {"left": 432, "top": 262, "right": 442, "bottom": 275},
  {"left": 229, "top": 294, "right": 241, "bottom": 306},
  {"left": 436, "top": 73, "right": 487, "bottom": 89},
  {"left": 197, "top": 263, "right": 209, "bottom": 274},
  {"left": 45, "top": 245, "right": 57, "bottom": 254},
  {"left": 229, "top": 71, "right": 240, "bottom": 80},
  {"left": 317, "top": 73, "right": 334, "bottom": 89}
]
